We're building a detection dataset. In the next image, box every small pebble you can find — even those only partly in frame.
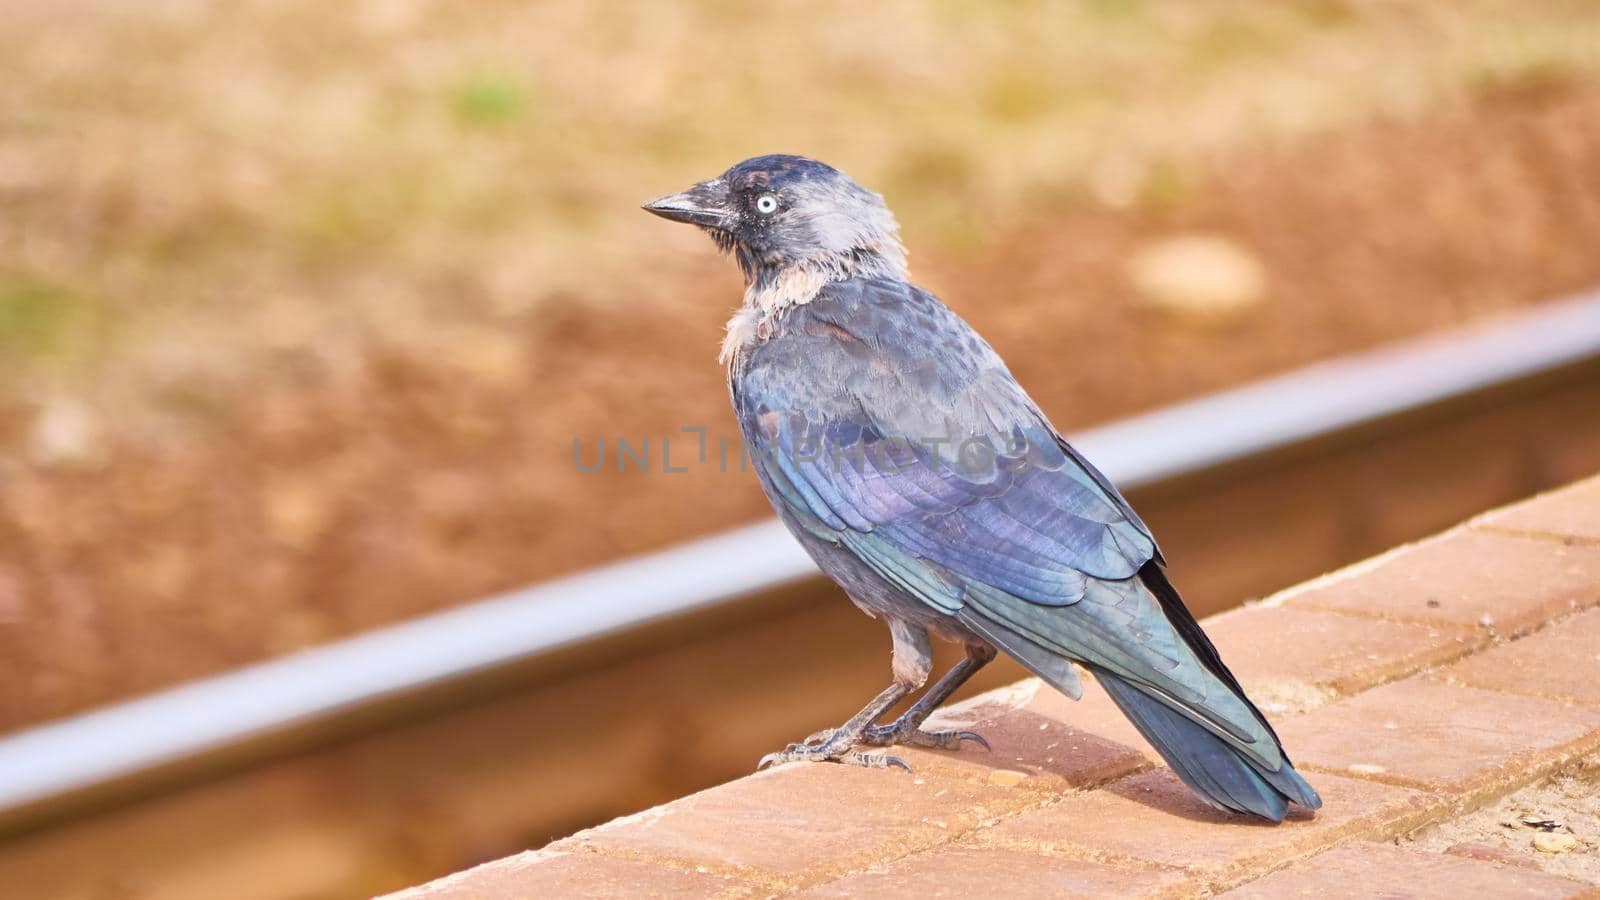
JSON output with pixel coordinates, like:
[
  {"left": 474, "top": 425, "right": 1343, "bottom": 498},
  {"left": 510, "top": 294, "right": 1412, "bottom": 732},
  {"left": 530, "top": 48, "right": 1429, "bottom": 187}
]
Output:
[
  {"left": 1348, "top": 763, "right": 1388, "bottom": 775},
  {"left": 1126, "top": 234, "right": 1266, "bottom": 321},
  {"left": 1533, "top": 833, "right": 1578, "bottom": 854},
  {"left": 29, "top": 398, "right": 106, "bottom": 468}
]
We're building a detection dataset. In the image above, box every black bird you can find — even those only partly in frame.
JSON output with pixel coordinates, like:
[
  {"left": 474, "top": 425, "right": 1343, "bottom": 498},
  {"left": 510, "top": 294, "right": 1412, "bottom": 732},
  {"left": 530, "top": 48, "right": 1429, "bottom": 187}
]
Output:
[{"left": 644, "top": 155, "right": 1321, "bottom": 821}]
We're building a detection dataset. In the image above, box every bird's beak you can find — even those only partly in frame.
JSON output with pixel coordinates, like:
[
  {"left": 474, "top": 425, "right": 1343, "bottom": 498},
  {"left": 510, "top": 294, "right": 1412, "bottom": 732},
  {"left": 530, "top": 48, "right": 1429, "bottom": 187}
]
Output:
[{"left": 643, "top": 179, "right": 733, "bottom": 229}]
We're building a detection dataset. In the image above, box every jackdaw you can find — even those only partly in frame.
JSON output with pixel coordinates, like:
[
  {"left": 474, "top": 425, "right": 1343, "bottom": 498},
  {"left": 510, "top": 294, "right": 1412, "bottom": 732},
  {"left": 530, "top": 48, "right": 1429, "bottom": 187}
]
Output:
[{"left": 644, "top": 155, "right": 1321, "bottom": 821}]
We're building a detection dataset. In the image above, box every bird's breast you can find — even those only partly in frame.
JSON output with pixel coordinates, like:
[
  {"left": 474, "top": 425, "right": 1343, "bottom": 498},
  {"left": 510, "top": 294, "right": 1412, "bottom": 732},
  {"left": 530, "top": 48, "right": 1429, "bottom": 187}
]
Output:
[{"left": 718, "top": 267, "right": 832, "bottom": 365}]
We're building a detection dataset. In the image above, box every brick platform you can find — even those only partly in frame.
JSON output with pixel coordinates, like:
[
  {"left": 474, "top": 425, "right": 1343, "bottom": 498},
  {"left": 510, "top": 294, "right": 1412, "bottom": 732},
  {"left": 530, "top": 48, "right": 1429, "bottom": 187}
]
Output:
[{"left": 385, "top": 475, "right": 1600, "bottom": 898}]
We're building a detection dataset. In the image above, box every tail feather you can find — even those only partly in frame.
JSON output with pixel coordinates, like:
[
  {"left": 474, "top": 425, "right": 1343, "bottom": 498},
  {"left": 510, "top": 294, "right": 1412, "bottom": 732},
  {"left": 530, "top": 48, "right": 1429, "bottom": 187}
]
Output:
[
  {"left": 1095, "top": 669, "right": 1321, "bottom": 821},
  {"left": 956, "top": 558, "right": 1323, "bottom": 822},
  {"left": 1138, "top": 562, "right": 1282, "bottom": 744},
  {"left": 965, "top": 606, "right": 1322, "bottom": 820}
]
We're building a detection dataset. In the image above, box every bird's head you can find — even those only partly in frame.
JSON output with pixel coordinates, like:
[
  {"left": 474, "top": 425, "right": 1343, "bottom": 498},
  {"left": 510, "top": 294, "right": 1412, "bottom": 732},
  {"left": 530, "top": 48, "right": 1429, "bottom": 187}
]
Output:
[{"left": 644, "top": 155, "right": 907, "bottom": 287}]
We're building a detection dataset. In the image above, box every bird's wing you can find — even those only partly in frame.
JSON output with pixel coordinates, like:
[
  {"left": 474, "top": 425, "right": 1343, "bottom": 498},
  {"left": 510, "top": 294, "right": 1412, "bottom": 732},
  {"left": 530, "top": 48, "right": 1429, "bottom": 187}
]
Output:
[{"left": 735, "top": 280, "right": 1156, "bottom": 597}]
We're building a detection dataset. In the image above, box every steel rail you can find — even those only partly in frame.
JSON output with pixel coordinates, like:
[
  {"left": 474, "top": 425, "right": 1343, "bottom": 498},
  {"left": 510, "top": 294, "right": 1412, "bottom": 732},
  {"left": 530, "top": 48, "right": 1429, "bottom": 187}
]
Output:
[{"left": 2, "top": 290, "right": 1599, "bottom": 815}]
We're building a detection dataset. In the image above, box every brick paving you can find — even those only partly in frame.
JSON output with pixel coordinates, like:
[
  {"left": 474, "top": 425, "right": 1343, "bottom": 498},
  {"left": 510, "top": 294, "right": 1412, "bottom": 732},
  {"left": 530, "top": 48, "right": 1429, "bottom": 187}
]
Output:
[
  {"left": 1275, "top": 679, "right": 1600, "bottom": 794},
  {"left": 974, "top": 769, "right": 1435, "bottom": 885},
  {"left": 1283, "top": 527, "right": 1600, "bottom": 635},
  {"left": 1217, "top": 842, "right": 1597, "bottom": 898},
  {"left": 793, "top": 846, "right": 1188, "bottom": 898},
  {"left": 544, "top": 763, "right": 1037, "bottom": 889},
  {"left": 1475, "top": 474, "right": 1600, "bottom": 544},
  {"left": 1198, "top": 604, "right": 1484, "bottom": 704},
  {"left": 383, "top": 474, "right": 1600, "bottom": 898},
  {"left": 1437, "top": 606, "right": 1600, "bottom": 706},
  {"left": 387, "top": 851, "right": 748, "bottom": 899}
]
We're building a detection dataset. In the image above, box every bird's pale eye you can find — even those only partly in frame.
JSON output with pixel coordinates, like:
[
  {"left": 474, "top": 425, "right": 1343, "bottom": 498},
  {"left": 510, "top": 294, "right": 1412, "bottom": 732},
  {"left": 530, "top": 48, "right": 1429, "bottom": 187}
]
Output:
[{"left": 755, "top": 194, "right": 779, "bottom": 214}]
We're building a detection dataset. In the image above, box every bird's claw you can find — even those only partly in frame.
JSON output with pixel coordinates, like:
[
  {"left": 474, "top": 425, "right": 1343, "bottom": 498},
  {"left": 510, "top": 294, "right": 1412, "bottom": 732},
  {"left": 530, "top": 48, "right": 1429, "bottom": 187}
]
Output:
[
  {"left": 852, "top": 751, "right": 913, "bottom": 771},
  {"left": 755, "top": 746, "right": 908, "bottom": 768},
  {"left": 858, "top": 723, "right": 991, "bottom": 752},
  {"left": 758, "top": 746, "right": 911, "bottom": 772},
  {"left": 807, "top": 724, "right": 989, "bottom": 752}
]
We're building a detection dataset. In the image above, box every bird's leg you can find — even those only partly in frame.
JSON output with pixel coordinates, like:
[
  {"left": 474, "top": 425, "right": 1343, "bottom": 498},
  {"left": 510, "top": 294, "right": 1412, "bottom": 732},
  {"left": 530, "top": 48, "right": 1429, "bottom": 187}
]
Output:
[
  {"left": 857, "top": 643, "right": 996, "bottom": 751},
  {"left": 758, "top": 681, "right": 915, "bottom": 770},
  {"left": 757, "top": 620, "right": 931, "bottom": 771}
]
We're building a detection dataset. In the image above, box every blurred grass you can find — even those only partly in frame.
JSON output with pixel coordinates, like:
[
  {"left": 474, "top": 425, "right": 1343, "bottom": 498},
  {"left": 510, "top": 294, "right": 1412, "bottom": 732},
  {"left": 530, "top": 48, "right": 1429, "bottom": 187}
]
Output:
[
  {"left": 0, "top": 0, "right": 1597, "bottom": 425},
  {"left": 450, "top": 73, "right": 531, "bottom": 127},
  {"left": 0, "top": 273, "right": 107, "bottom": 378},
  {"left": 0, "top": 275, "right": 76, "bottom": 355}
]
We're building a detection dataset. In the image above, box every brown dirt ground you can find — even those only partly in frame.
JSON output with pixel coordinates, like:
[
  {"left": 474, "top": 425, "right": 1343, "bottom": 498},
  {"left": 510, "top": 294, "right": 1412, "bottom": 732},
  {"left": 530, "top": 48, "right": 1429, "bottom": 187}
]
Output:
[{"left": 3, "top": 80, "right": 1600, "bottom": 731}]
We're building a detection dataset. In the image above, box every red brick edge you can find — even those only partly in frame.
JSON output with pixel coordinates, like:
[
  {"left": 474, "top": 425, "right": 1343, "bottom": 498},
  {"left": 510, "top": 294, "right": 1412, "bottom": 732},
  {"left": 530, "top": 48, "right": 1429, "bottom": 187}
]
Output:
[{"left": 386, "top": 474, "right": 1600, "bottom": 899}]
